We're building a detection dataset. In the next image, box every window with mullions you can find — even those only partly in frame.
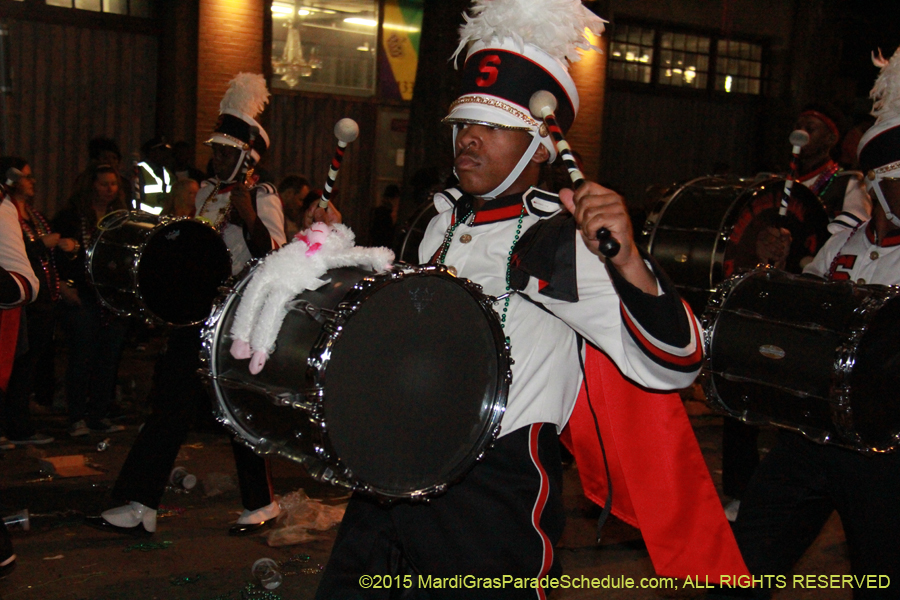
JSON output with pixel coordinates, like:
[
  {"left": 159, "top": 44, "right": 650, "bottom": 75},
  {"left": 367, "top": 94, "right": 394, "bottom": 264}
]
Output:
[
  {"left": 609, "top": 24, "right": 653, "bottom": 84},
  {"left": 609, "top": 22, "right": 764, "bottom": 96},
  {"left": 44, "top": 0, "right": 153, "bottom": 17},
  {"left": 659, "top": 31, "right": 709, "bottom": 89},
  {"left": 716, "top": 39, "right": 763, "bottom": 94}
]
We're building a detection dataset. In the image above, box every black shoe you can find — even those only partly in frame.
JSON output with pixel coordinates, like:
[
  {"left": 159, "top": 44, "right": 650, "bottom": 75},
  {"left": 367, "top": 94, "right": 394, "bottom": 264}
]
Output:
[
  {"left": 228, "top": 518, "right": 275, "bottom": 537},
  {"left": 84, "top": 515, "right": 154, "bottom": 538}
]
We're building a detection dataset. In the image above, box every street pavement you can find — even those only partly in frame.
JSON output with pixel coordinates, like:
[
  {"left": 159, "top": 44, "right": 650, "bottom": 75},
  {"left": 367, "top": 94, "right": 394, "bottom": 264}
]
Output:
[{"left": 0, "top": 338, "right": 850, "bottom": 600}]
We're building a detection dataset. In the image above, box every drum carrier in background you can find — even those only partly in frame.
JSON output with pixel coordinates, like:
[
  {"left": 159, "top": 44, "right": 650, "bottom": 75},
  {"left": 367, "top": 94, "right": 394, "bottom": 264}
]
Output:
[
  {"left": 642, "top": 175, "right": 830, "bottom": 314},
  {"left": 703, "top": 267, "right": 900, "bottom": 454},
  {"left": 87, "top": 209, "right": 232, "bottom": 326},
  {"left": 201, "top": 263, "right": 511, "bottom": 500}
]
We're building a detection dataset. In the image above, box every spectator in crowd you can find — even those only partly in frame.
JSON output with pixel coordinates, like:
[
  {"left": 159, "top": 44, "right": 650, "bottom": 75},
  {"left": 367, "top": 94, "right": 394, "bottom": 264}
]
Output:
[
  {"left": 164, "top": 178, "right": 199, "bottom": 218},
  {"left": 369, "top": 183, "right": 400, "bottom": 248},
  {"left": 2, "top": 157, "right": 78, "bottom": 444},
  {"left": 52, "top": 163, "right": 130, "bottom": 437},
  {"left": 172, "top": 140, "right": 206, "bottom": 184},
  {"left": 0, "top": 157, "right": 40, "bottom": 577},
  {"left": 277, "top": 175, "right": 310, "bottom": 239}
]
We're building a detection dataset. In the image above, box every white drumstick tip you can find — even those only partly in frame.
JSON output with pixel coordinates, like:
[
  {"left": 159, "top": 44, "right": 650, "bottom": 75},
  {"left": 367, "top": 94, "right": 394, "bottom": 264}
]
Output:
[
  {"left": 789, "top": 129, "right": 810, "bottom": 148},
  {"left": 529, "top": 90, "right": 558, "bottom": 119},
  {"left": 334, "top": 118, "right": 360, "bottom": 144}
]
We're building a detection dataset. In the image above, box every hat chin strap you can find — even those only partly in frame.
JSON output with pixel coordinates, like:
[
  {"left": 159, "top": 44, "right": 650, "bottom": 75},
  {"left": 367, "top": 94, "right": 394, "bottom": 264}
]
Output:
[
  {"left": 868, "top": 174, "right": 900, "bottom": 228},
  {"left": 451, "top": 126, "right": 543, "bottom": 201},
  {"left": 222, "top": 149, "right": 249, "bottom": 184}
]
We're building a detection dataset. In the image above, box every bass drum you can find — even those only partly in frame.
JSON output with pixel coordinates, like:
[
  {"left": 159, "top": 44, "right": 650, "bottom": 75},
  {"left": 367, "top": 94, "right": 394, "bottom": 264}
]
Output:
[
  {"left": 643, "top": 176, "right": 830, "bottom": 314},
  {"left": 704, "top": 268, "right": 900, "bottom": 453},
  {"left": 201, "top": 264, "right": 511, "bottom": 500},
  {"left": 88, "top": 210, "right": 232, "bottom": 326}
]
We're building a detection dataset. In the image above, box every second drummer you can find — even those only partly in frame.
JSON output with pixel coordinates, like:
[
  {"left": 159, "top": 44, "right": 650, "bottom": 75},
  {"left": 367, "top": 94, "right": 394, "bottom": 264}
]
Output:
[{"left": 85, "top": 73, "right": 286, "bottom": 538}]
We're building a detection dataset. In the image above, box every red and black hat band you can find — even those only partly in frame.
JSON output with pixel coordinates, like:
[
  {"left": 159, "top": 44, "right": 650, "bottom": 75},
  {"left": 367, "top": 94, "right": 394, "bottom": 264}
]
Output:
[
  {"left": 859, "top": 126, "right": 900, "bottom": 173},
  {"left": 459, "top": 49, "right": 574, "bottom": 132}
]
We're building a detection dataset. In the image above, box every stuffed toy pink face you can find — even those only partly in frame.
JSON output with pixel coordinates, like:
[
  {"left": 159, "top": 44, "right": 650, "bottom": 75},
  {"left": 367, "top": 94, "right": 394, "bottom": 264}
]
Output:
[{"left": 295, "top": 222, "right": 330, "bottom": 256}]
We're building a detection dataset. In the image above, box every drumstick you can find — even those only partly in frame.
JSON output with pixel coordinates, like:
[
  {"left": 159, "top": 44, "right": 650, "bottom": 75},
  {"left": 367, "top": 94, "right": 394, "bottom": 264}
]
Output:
[
  {"left": 318, "top": 118, "right": 360, "bottom": 209},
  {"left": 528, "top": 91, "right": 620, "bottom": 258},
  {"left": 779, "top": 129, "right": 809, "bottom": 216}
]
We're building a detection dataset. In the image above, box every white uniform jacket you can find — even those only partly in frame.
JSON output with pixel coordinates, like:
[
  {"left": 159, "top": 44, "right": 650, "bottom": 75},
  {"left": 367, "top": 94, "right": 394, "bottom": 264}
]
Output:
[
  {"left": 419, "top": 187, "right": 702, "bottom": 437},
  {"left": 195, "top": 180, "right": 286, "bottom": 275},
  {"left": 804, "top": 219, "right": 900, "bottom": 286},
  {"left": 0, "top": 198, "right": 38, "bottom": 308}
]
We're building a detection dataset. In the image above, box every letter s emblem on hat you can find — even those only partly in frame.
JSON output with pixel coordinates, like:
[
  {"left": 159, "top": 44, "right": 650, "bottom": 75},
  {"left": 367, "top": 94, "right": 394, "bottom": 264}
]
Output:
[{"left": 476, "top": 54, "right": 501, "bottom": 87}]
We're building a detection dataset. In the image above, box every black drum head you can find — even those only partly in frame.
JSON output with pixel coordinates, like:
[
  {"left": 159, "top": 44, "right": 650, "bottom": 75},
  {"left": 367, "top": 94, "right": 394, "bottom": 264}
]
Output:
[
  {"left": 138, "top": 220, "right": 231, "bottom": 325},
  {"left": 722, "top": 179, "right": 829, "bottom": 278},
  {"left": 322, "top": 273, "right": 506, "bottom": 498}
]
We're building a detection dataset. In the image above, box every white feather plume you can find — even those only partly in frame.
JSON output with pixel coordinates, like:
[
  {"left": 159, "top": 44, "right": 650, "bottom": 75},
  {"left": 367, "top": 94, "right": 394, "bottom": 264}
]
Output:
[
  {"left": 452, "top": 0, "right": 605, "bottom": 66},
  {"left": 870, "top": 46, "right": 900, "bottom": 122},
  {"left": 220, "top": 73, "right": 270, "bottom": 118}
]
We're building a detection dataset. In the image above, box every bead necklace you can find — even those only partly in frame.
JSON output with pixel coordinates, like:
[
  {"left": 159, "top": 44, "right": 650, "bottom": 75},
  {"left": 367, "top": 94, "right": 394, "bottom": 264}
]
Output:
[
  {"left": 196, "top": 180, "right": 230, "bottom": 231},
  {"left": 808, "top": 161, "right": 841, "bottom": 197},
  {"left": 500, "top": 205, "right": 527, "bottom": 335},
  {"left": 18, "top": 204, "right": 60, "bottom": 301},
  {"left": 435, "top": 209, "right": 473, "bottom": 266},
  {"left": 434, "top": 203, "right": 528, "bottom": 338}
]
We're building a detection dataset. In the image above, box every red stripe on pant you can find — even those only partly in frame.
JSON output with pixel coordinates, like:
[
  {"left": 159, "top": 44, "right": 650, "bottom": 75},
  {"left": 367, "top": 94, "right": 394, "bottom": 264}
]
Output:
[{"left": 529, "top": 423, "right": 553, "bottom": 600}]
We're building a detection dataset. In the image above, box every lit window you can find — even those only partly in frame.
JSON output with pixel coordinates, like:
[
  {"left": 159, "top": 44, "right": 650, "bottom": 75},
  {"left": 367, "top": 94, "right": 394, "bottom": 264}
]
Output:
[
  {"left": 609, "top": 24, "right": 654, "bottom": 84},
  {"left": 609, "top": 21, "right": 764, "bottom": 96},
  {"left": 658, "top": 31, "right": 709, "bottom": 90},
  {"left": 716, "top": 39, "right": 763, "bottom": 94},
  {"left": 271, "top": 0, "right": 379, "bottom": 97},
  {"left": 45, "top": 0, "right": 153, "bottom": 17}
]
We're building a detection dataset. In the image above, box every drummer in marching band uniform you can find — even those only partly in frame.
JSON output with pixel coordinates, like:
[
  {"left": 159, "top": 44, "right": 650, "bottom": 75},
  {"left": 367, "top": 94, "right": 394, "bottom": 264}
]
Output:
[
  {"left": 794, "top": 102, "right": 871, "bottom": 234},
  {"left": 313, "top": 1, "right": 748, "bottom": 597},
  {"left": 86, "top": 73, "right": 286, "bottom": 538},
  {"left": 722, "top": 48, "right": 900, "bottom": 599},
  {"left": 726, "top": 103, "right": 876, "bottom": 513}
]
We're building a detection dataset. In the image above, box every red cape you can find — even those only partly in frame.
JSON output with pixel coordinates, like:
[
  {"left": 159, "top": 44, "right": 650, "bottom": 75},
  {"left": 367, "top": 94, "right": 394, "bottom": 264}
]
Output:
[
  {"left": 560, "top": 345, "right": 749, "bottom": 583},
  {"left": 0, "top": 306, "right": 21, "bottom": 392}
]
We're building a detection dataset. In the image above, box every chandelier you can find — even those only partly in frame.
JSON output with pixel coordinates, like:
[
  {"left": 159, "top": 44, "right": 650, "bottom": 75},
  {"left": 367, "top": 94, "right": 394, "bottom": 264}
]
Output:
[{"left": 273, "top": 22, "right": 322, "bottom": 88}]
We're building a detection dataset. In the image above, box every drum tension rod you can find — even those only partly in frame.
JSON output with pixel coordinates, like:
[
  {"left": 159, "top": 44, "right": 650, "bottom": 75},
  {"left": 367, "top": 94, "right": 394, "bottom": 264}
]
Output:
[
  {"left": 493, "top": 291, "right": 516, "bottom": 302},
  {"left": 286, "top": 299, "right": 328, "bottom": 324}
]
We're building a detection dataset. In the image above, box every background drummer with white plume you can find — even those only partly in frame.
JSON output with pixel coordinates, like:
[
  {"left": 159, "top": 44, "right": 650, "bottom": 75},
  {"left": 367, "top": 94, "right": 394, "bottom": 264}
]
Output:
[
  {"left": 196, "top": 72, "right": 286, "bottom": 273},
  {"left": 720, "top": 46, "right": 900, "bottom": 598},
  {"left": 315, "top": 1, "right": 746, "bottom": 596},
  {"left": 85, "top": 73, "right": 285, "bottom": 539}
]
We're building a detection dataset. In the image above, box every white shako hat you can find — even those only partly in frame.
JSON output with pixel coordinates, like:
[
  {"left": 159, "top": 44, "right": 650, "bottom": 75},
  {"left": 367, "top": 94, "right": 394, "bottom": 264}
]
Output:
[
  {"left": 443, "top": 0, "right": 605, "bottom": 185},
  {"left": 859, "top": 47, "right": 900, "bottom": 227},
  {"left": 206, "top": 73, "right": 271, "bottom": 169}
]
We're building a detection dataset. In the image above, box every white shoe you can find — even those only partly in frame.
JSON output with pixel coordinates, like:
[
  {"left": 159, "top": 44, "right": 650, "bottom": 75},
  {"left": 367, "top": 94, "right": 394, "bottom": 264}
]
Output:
[
  {"left": 69, "top": 420, "right": 90, "bottom": 437},
  {"left": 100, "top": 502, "right": 157, "bottom": 533},
  {"left": 229, "top": 501, "right": 280, "bottom": 536},
  {"left": 724, "top": 499, "right": 741, "bottom": 523},
  {"left": 236, "top": 500, "right": 280, "bottom": 525}
]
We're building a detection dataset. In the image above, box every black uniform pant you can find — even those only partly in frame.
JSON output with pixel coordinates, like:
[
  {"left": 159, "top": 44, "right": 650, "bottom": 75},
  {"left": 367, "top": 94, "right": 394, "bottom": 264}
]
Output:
[
  {"left": 721, "top": 418, "right": 760, "bottom": 499},
  {"left": 112, "top": 325, "right": 272, "bottom": 511},
  {"left": 3, "top": 302, "right": 55, "bottom": 439},
  {"left": 315, "top": 423, "right": 565, "bottom": 600},
  {"left": 730, "top": 430, "right": 900, "bottom": 599}
]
